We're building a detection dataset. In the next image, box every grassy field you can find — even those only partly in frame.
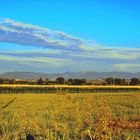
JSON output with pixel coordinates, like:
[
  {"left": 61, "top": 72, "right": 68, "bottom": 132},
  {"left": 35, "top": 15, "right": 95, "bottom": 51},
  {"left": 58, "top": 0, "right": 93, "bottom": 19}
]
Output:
[{"left": 0, "top": 92, "right": 140, "bottom": 140}]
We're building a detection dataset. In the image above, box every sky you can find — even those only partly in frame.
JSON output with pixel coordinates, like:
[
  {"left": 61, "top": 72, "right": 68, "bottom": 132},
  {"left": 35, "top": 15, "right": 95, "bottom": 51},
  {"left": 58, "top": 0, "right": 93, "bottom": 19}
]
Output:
[{"left": 0, "top": 0, "right": 140, "bottom": 73}]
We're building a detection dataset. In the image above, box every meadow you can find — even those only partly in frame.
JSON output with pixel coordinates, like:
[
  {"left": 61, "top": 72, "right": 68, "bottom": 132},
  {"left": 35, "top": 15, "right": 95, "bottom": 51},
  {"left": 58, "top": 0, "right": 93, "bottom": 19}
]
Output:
[{"left": 0, "top": 91, "right": 140, "bottom": 140}]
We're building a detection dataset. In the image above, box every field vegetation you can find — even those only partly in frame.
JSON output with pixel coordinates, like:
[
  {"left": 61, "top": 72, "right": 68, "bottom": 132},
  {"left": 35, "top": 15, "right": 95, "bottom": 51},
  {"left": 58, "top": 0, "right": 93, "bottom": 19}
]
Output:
[
  {"left": 0, "top": 85, "right": 140, "bottom": 93},
  {"left": 0, "top": 92, "right": 140, "bottom": 140}
]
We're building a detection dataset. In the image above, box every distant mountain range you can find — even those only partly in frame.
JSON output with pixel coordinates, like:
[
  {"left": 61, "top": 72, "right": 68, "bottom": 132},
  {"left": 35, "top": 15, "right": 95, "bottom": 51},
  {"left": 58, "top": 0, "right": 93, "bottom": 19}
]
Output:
[{"left": 0, "top": 71, "right": 140, "bottom": 80}]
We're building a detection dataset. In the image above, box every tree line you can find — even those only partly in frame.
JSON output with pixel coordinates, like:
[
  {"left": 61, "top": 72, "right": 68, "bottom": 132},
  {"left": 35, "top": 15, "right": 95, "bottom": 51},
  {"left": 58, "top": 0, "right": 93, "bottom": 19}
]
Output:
[{"left": 0, "top": 77, "right": 140, "bottom": 85}]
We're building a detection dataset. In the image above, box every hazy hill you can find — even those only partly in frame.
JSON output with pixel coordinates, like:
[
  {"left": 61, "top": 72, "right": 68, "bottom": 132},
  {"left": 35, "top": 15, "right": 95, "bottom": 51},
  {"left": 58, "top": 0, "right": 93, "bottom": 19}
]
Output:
[{"left": 0, "top": 71, "right": 140, "bottom": 80}]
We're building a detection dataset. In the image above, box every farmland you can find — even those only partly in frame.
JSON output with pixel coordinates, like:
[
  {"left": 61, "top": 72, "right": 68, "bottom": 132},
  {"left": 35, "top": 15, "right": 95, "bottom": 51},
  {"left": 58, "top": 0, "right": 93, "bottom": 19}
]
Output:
[
  {"left": 0, "top": 90, "right": 140, "bottom": 140},
  {"left": 0, "top": 85, "right": 140, "bottom": 93}
]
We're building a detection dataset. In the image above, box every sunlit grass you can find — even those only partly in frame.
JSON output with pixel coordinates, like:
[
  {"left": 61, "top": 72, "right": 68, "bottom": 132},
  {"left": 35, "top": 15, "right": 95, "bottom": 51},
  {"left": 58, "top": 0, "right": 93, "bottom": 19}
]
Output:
[
  {"left": 0, "top": 92, "right": 140, "bottom": 139},
  {"left": 0, "top": 84, "right": 140, "bottom": 88}
]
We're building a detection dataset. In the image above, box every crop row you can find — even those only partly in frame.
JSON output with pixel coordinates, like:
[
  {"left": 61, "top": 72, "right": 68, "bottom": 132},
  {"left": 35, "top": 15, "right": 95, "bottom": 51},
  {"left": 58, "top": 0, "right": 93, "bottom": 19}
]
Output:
[{"left": 0, "top": 85, "right": 140, "bottom": 93}]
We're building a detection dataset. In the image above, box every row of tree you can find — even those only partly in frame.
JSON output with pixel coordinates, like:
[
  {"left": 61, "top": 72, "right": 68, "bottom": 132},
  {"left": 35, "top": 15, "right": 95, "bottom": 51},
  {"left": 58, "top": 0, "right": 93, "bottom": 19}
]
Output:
[
  {"left": 105, "top": 77, "right": 140, "bottom": 85},
  {"left": 0, "top": 77, "right": 140, "bottom": 85},
  {"left": 36, "top": 77, "right": 86, "bottom": 85}
]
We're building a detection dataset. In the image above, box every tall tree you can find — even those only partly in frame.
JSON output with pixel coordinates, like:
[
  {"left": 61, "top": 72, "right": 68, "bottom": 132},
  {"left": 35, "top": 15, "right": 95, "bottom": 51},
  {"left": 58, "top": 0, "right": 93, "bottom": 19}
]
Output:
[
  {"left": 130, "top": 78, "right": 139, "bottom": 85},
  {"left": 114, "top": 78, "right": 122, "bottom": 85},
  {"left": 56, "top": 77, "right": 65, "bottom": 84},
  {"left": 36, "top": 78, "right": 44, "bottom": 85},
  {"left": 106, "top": 78, "right": 114, "bottom": 85},
  {"left": 0, "top": 79, "right": 4, "bottom": 84},
  {"left": 68, "top": 79, "right": 73, "bottom": 85}
]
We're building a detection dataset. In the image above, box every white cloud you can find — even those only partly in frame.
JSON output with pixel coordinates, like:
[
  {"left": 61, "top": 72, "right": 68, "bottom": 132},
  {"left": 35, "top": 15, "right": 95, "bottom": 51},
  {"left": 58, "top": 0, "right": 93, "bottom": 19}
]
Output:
[
  {"left": 0, "top": 18, "right": 140, "bottom": 72},
  {"left": 0, "top": 18, "right": 89, "bottom": 51}
]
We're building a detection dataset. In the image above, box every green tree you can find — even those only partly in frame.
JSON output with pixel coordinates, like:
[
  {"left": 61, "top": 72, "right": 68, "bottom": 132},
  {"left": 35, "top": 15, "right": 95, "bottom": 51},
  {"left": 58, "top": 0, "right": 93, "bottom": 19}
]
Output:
[
  {"left": 114, "top": 78, "right": 122, "bottom": 85},
  {"left": 45, "top": 78, "right": 49, "bottom": 85},
  {"left": 106, "top": 78, "right": 114, "bottom": 85},
  {"left": 68, "top": 79, "right": 73, "bottom": 85},
  {"left": 130, "top": 78, "right": 139, "bottom": 85},
  {"left": 68, "top": 78, "right": 86, "bottom": 85},
  {"left": 36, "top": 78, "right": 44, "bottom": 85},
  {"left": 0, "top": 78, "right": 4, "bottom": 84},
  {"left": 56, "top": 77, "right": 65, "bottom": 84}
]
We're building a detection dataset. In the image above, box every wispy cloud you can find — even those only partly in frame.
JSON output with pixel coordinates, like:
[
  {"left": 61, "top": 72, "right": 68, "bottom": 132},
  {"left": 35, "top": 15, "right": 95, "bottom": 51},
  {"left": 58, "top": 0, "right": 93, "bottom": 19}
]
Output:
[
  {"left": 114, "top": 63, "right": 140, "bottom": 69},
  {"left": 114, "top": 63, "right": 140, "bottom": 72},
  {"left": 0, "top": 47, "right": 139, "bottom": 61},
  {"left": 0, "top": 18, "right": 93, "bottom": 51}
]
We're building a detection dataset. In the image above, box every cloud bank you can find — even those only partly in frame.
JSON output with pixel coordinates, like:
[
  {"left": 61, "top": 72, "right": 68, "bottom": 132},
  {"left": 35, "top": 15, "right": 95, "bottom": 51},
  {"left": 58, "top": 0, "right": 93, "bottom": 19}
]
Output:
[{"left": 0, "top": 18, "right": 140, "bottom": 73}]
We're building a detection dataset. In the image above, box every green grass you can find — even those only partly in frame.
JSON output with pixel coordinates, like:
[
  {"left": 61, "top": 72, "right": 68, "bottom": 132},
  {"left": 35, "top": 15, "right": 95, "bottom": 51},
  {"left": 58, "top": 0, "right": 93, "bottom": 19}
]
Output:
[{"left": 0, "top": 92, "right": 140, "bottom": 140}]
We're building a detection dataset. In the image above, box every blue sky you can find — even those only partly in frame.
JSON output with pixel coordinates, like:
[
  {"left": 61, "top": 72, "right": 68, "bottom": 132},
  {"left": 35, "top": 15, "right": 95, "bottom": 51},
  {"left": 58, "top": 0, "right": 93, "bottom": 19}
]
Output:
[{"left": 0, "top": 0, "right": 140, "bottom": 73}]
